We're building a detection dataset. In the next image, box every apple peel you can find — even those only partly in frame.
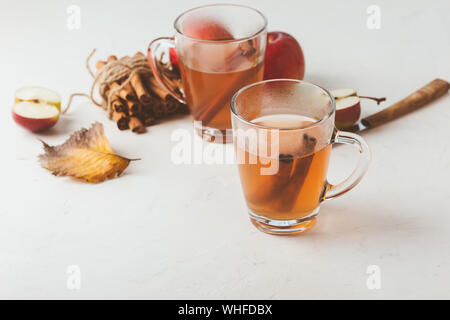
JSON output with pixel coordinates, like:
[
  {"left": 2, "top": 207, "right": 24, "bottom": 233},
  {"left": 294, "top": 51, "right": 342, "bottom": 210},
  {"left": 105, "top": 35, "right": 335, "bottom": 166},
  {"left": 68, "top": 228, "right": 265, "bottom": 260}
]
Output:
[
  {"left": 39, "top": 122, "right": 137, "bottom": 183},
  {"left": 334, "top": 96, "right": 361, "bottom": 129}
]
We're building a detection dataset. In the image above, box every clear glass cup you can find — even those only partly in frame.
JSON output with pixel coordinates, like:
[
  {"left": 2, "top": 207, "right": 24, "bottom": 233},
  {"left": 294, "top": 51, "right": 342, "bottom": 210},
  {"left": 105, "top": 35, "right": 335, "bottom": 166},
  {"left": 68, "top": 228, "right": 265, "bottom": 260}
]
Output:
[
  {"left": 148, "top": 4, "right": 267, "bottom": 143},
  {"left": 231, "top": 79, "right": 371, "bottom": 235}
]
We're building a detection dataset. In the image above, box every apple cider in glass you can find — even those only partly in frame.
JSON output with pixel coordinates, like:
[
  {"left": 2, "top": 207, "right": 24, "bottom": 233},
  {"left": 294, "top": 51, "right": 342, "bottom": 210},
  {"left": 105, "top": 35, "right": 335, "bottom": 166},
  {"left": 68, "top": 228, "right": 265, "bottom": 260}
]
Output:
[
  {"left": 236, "top": 114, "right": 332, "bottom": 220},
  {"left": 148, "top": 4, "right": 267, "bottom": 142},
  {"left": 179, "top": 60, "right": 264, "bottom": 132},
  {"left": 232, "top": 79, "right": 370, "bottom": 235}
]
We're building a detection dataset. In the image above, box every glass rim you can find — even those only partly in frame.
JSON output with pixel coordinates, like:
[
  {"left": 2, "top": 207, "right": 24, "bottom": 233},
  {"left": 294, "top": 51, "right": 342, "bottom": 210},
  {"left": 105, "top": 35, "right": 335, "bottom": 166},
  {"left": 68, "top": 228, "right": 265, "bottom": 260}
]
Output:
[
  {"left": 173, "top": 4, "right": 268, "bottom": 44},
  {"left": 230, "top": 79, "right": 336, "bottom": 131}
]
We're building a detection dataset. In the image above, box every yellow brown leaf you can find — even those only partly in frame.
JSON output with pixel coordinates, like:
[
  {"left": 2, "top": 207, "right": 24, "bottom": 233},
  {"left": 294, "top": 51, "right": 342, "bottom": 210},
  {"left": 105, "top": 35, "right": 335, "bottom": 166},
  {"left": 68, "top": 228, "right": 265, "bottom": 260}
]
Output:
[{"left": 39, "top": 122, "right": 135, "bottom": 183}]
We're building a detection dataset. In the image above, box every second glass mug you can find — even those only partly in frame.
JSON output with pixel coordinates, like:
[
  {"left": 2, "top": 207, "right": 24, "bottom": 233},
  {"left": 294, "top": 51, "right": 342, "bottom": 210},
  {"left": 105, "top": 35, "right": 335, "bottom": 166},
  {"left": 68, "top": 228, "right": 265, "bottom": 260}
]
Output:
[
  {"left": 231, "top": 80, "right": 371, "bottom": 235},
  {"left": 148, "top": 4, "right": 267, "bottom": 142}
]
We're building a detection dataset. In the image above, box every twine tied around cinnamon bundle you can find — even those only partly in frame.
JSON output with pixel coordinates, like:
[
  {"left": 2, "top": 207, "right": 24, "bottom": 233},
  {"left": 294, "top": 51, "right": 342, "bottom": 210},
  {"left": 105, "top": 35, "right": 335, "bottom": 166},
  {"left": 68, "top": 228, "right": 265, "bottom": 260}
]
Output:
[{"left": 63, "top": 49, "right": 152, "bottom": 114}]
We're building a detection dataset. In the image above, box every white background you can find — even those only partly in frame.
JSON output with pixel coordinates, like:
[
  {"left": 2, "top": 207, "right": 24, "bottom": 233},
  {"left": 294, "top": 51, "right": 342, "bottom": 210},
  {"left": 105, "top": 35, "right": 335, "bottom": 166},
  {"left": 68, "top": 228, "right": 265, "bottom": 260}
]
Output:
[{"left": 0, "top": 0, "right": 449, "bottom": 299}]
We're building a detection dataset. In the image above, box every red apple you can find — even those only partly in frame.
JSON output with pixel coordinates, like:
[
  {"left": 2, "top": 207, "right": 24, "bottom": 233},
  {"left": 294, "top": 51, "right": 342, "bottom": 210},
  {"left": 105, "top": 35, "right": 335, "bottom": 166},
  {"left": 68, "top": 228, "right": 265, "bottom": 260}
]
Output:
[
  {"left": 12, "top": 87, "right": 61, "bottom": 132},
  {"left": 182, "top": 19, "right": 234, "bottom": 40},
  {"left": 334, "top": 96, "right": 361, "bottom": 129},
  {"left": 264, "top": 31, "right": 305, "bottom": 80},
  {"left": 12, "top": 101, "right": 60, "bottom": 132}
]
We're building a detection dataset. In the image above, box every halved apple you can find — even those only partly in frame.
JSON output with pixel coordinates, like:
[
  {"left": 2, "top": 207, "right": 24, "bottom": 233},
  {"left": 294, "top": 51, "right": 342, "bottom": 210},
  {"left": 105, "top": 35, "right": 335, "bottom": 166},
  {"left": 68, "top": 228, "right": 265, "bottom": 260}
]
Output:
[
  {"left": 334, "top": 96, "right": 361, "bottom": 129},
  {"left": 331, "top": 88, "right": 386, "bottom": 129},
  {"left": 12, "top": 101, "right": 60, "bottom": 132},
  {"left": 15, "top": 86, "right": 61, "bottom": 110},
  {"left": 331, "top": 88, "right": 357, "bottom": 100},
  {"left": 12, "top": 86, "right": 61, "bottom": 132},
  {"left": 331, "top": 88, "right": 360, "bottom": 129}
]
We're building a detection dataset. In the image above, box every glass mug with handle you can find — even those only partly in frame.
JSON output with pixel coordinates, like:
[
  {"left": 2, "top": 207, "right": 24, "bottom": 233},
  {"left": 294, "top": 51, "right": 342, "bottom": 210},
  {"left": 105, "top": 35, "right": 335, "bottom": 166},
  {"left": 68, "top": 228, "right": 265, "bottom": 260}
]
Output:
[
  {"left": 148, "top": 4, "right": 267, "bottom": 143},
  {"left": 231, "top": 79, "right": 371, "bottom": 235}
]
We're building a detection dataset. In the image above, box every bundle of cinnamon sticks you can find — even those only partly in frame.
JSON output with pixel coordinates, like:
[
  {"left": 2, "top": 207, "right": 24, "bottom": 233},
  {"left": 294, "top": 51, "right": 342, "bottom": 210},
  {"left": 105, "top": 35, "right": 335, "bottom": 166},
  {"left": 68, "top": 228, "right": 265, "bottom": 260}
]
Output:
[{"left": 95, "top": 52, "right": 188, "bottom": 133}]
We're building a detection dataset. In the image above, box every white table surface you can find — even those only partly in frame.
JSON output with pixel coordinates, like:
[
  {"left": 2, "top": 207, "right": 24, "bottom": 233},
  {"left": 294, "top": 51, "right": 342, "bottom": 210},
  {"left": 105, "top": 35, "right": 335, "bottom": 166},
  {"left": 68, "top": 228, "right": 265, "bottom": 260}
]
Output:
[{"left": 1, "top": 0, "right": 449, "bottom": 299}]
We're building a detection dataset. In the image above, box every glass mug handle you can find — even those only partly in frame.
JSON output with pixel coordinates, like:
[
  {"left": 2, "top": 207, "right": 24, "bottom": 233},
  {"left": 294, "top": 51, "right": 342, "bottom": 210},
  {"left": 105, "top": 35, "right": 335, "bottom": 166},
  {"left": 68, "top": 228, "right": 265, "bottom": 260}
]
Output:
[
  {"left": 147, "top": 37, "right": 186, "bottom": 104},
  {"left": 323, "top": 129, "right": 371, "bottom": 201}
]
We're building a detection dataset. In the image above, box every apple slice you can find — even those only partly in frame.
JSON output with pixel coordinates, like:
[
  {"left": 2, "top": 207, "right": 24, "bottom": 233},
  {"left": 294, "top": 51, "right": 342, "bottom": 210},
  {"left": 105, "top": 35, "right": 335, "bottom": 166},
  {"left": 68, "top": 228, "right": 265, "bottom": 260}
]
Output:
[
  {"left": 15, "top": 86, "right": 61, "bottom": 110},
  {"left": 12, "top": 101, "right": 60, "bottom": 132},
  {"left": 331, "top": 88, "right": 357, "bottom": 100},
  {"left": 335, "top": 96, "right": 361, "bottom": 129}
]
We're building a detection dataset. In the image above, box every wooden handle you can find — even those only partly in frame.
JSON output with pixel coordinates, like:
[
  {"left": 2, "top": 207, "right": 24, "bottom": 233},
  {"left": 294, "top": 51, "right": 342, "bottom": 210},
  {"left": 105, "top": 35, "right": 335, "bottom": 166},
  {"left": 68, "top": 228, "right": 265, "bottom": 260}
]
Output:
[{"left": 361, "top": 79, "right": 450, "bottom": 128}]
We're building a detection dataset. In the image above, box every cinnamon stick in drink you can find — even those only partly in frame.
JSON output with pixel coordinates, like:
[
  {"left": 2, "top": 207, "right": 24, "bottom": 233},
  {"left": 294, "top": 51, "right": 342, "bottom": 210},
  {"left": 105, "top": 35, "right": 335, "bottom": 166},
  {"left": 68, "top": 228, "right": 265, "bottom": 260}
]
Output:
[
  {"left": 189, "top": 43, "right": 261, "bottom": 126},
  {"left": 224, "top": 40, "right": 257, "bottom": 70},
  {"left": 271, "top": 134, "right": 317, "bottom": 212},
  {"left": 191, "top": 70, "right": 259, "bottom": 125},
  {"left": 244, "top": 154, "right": 295, "bottom": 207}
]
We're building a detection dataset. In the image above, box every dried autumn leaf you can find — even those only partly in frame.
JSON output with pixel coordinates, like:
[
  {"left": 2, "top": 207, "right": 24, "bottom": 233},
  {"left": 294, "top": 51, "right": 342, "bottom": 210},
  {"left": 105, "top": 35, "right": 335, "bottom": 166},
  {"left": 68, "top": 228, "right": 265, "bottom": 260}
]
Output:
[{"left": 39, "top": 122, "right": 135, "bottom": 183}]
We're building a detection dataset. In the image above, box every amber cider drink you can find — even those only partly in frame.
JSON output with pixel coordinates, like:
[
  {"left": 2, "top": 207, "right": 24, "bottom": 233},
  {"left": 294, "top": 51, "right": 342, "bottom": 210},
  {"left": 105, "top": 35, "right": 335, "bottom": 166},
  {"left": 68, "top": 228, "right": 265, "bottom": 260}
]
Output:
[
  {"left": 179, "top": 61, "right": 264, "bottom": 133},
  {"left": 237, "top": 114, "right": 332, "bottom": 220}
]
